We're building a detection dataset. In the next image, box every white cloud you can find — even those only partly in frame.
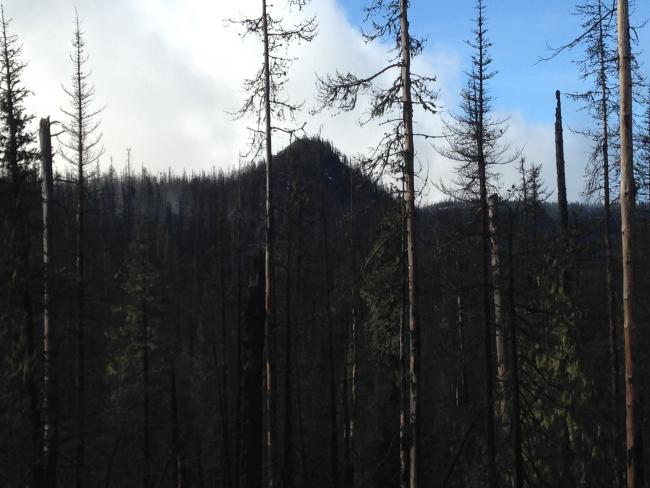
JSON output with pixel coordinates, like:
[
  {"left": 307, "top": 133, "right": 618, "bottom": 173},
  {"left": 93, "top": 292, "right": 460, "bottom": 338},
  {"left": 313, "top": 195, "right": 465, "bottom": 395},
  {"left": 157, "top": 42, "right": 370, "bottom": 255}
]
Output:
[{"left": 4, "top": 0, "right": 589, "bottom": 201}]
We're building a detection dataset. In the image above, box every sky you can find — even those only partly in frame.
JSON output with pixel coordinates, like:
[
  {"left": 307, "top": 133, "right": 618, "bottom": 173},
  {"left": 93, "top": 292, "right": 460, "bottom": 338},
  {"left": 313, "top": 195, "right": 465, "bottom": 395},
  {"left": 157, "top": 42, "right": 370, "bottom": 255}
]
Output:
[{"left": 5, "top": 0, "right": 650, "bottom": 202}]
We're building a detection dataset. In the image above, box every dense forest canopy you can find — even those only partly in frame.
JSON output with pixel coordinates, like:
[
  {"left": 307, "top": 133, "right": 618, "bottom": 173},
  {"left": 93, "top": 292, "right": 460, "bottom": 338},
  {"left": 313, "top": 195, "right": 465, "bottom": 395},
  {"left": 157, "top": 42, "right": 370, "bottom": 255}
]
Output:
[{"left": 1, "top": 1, "right": 650, "bottom": 488}]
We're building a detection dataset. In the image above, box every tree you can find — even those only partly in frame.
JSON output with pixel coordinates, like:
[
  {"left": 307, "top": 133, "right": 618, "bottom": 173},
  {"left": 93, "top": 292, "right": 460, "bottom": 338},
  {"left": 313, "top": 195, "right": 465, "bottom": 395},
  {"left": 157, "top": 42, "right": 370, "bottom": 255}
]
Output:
[
  {"left": 438, "top": 2, "right": 517, "bottom": 485},
  {"left": 616, "top": 1, "right": 644, "bottom": 486},
  {"left": 638, "top": 87, "right": 650, "bottom": 202},
  {"left": 554, "top": 90, "right": 569, "bottom": 235},
  {"left": 40, "top": 116, "right": 58, "bottom": 488},
  {"left": 230, "top": 4, "right": 316, "bottom": 484},
  {"left": 0, "top": 7, "right": 40, "bottom": 487},
  {"left": 59, "top": 12, "right": 103, "bottom": 488},
  {"left": 316, "top": 1, "right": 437, "bottom": 484},
  {"left": 544, "top": 6, "right": 625, "bottom": 478}
]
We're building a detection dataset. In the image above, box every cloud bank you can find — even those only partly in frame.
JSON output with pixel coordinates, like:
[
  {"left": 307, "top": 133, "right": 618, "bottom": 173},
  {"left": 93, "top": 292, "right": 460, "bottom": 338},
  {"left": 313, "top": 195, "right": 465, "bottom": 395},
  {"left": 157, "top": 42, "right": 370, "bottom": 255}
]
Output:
[{"left": 7, "top": 0, "right": 591, "bottom": 201}]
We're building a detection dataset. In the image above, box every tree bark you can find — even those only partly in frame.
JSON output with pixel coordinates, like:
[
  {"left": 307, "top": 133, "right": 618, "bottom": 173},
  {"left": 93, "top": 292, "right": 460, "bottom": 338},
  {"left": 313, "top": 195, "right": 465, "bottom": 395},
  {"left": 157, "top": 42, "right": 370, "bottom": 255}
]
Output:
[
  {"left": 554, "top": 90, "right": 569, "bottom": 234},
  {"left": 617, "top": 2, "right": 645, "bottom": 486},
  {"left": 40, "top": 117, "right": 58, "bottom": 488},
  {"left": 400, "top": 184, "right": 408, "bottom": 488},
  {"left": 489, "top": 194, "right": 507, "bottom": 420},
  {"left": 595, "top": 4, "right": 623, "bottom": 485},
  {"left": 261, "top": 1, "right": 275, "bottom": 485},
  {"left": 399, "top": 1, "right": 419, "bottom": 485},
  {"left": 476, "top": 6, "right": 497, "bottom": 486}
]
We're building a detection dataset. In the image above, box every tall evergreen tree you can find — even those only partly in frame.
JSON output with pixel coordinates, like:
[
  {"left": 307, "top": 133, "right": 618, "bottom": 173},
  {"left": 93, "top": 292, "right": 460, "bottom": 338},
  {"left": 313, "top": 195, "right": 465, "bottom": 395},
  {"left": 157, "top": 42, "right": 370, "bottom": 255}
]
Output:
[
  {"left": 0, "top": 6, "right": 40, "bottom": 487},
  {"left": 438, "top": 2, "right": 516, "bottom": 485},
  {"left": 59, "top": 12, "right": 103, "bottom": 488}
]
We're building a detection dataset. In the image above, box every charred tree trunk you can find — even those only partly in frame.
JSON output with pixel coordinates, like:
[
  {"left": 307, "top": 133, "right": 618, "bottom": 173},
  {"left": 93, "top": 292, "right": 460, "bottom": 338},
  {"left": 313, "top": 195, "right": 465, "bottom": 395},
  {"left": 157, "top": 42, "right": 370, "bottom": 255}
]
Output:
[
  {"left": 240, "top": 257, "right": 265, "bottom": 488},
  {"left": 75, "top": 122, "right": 86, "bottom": 488},
  {"left": 554, "top": 90, "right": 569, "bottom": 234},
  {"left": 40, "top": 117, "right": 58, "bottom": 488},
  {"left": 476, "top": 8, "right": 497, "bottom": 485},
  {"left": 261, "top": 1, "right": 276, "bottom": 485},
  {"left": 344, "top": 164, "right": 357, "bottom": 488},
  {"left": 455, "top": 257, "right": 468, "bottom": 409},
  {"left": 235, "top": 170, "right": 243, "bottom": 488},
  {"left": 489, "top": 194, "right": 507, "bottom": 420},
  {"left": 400, "top": 182, "right": 408, "bottom": 488},
  {"left": 399, "top": 1, "right": 420, "bottom": 485},
  {"left": 596, "top": 3, "right": 622, "bottom": 485},
  {"left": 617, "top": 2, "right": 645, "bottom": 486}
]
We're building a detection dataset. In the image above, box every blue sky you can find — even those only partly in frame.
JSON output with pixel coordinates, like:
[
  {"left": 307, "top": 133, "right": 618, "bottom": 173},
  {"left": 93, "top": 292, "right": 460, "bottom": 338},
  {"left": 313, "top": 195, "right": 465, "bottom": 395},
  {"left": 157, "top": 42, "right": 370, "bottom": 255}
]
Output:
[{"left": 338, "top": 0, "right": 650, "bottom": 125}]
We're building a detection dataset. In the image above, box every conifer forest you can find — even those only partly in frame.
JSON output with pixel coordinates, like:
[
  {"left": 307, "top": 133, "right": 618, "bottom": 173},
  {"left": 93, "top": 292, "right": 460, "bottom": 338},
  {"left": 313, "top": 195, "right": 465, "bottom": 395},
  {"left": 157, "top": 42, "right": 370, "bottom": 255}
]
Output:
[{"left": 4, "top": 0, "right": 650, "bottom": 487}]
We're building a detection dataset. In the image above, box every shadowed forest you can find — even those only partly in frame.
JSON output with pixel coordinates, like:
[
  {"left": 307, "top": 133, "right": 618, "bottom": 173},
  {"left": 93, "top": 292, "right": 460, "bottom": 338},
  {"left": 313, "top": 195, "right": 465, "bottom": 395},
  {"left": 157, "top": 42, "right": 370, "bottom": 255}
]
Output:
[{"left": 2, "top": 1, "right": 650, "bottom": 488}]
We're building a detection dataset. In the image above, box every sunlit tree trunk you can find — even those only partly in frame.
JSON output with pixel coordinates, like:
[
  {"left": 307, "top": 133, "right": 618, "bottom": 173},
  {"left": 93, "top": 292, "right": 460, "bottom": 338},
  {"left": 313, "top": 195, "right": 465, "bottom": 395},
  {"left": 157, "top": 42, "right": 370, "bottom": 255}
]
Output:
[{"left": 617, "top": 1, "right": 645, "bottom": 486}]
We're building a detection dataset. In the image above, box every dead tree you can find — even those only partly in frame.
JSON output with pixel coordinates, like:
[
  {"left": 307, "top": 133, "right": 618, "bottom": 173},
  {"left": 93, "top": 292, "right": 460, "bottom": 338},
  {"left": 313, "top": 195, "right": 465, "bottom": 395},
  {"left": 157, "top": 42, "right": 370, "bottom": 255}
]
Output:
[
  {"left": 40, "top": 117, "right": 59, "bottom": 488},
  {"left": 554, "top": 90, "right": 569, "bottom": 234},
  {"left": 229, "top": 4, "right": 316, "bottom": 484},
  {"left": 240, "top": 256, "right": 265, "bottom": 488},
  {"left": 437, "top": 3, "right": 518, "bottom": 485},
  {"left": 59, "top": 13, "right": 104, "bottom": 487},
  {"left": 617, "top": 1, "right": 645, "bottom": 486},
  {"left": 542, "top": 6, "right": 625, "bottom": 481},
  {"left": 488, "top": 194, "right": 507, "bottom": 420},
  {"left": 316, "top": 2, "right": 437, "bottom": 484},
  {"left": 506, "top": 206, "right": 523, "bottom": 488}
]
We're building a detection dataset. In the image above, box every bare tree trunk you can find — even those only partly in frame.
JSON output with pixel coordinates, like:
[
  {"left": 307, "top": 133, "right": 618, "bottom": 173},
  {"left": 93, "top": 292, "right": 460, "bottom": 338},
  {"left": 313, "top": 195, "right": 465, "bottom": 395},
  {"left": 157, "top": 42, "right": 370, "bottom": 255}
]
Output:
[
  {"left": 41, "top": 117, "right": 58, "bottom": 488},
  {"left": 400, "top": 183, "right": 408, "bottom": 488},
  {"left": 489, "top": 195, "right": 507, "bottom": 420},
  {"left": 617, "top": 2, "right": 645, "bottom": 486},
  {"left": 399, "top": 2, "right": 419, "bottom": 485},
  {"left": 75, "top": 126, "right": 86, "bottom": 488},
  {"left": 455, "top": 257, "right": 468, "bottom": 409},
  {"left": 477, "top": 8, "right": 497, "bottom": 485},
  {"left": 261, "top": 1, "right": 275, "bottom": 485},
  {"left": 235, "top": 169, "right": 243, "bottom": 488},
  {"left": 344, "top": 163, "right": 357, "bottom": 488},
  {"left": 597, "top": 4, "right": 622, "bottom": 485},
  {"left": 554, "top": 90, "right": 569, "bottom": 234}
]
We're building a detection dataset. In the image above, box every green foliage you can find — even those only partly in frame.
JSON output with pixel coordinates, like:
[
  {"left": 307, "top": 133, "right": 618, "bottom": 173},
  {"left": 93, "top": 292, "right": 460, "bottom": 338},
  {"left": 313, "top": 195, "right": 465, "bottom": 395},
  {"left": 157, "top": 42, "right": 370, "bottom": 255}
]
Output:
[
  {"left": 360, "top": 204, "right": 403, "bottom": 368},
  {"left": 107, "top": 235, "right": 165, "bottom": 406}
]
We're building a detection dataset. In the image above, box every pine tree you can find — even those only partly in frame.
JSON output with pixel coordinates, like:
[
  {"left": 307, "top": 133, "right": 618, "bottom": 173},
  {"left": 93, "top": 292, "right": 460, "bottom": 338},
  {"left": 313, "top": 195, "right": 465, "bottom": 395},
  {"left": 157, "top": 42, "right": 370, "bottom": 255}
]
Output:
[
  {"left": 438, "top": 2, "right": 517, "bottom": 485},
  {"left": 230, "top": 5, "right": 316, "bottom": 484},
  {"left": 59, "top": 12, "right": 103, "bottom": 488},
  {"left": 316, "top": 2, "right": 437, "bottom": 484},
  {"left": 0, "top": 7, "right": 40, "bottom": 487}
]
